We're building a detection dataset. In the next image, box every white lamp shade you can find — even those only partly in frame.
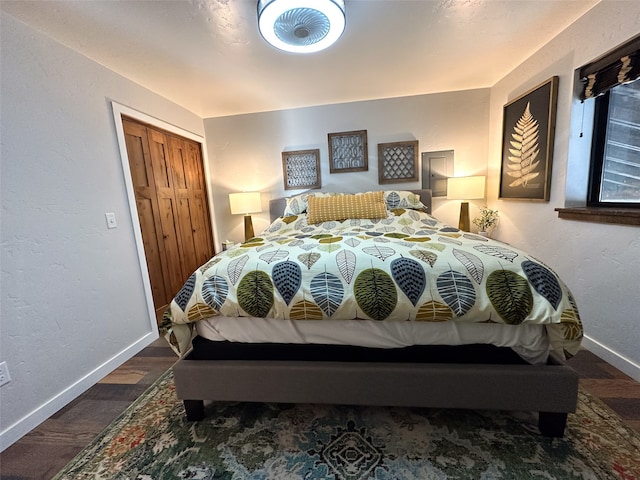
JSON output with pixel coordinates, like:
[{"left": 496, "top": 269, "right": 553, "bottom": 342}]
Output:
[
  {"left": 447, "top": 176, "right": 486, "bottom": 200},
  {"left": 258, "top": 0, "right": 346, "bottom": 53},
  {"left": 229, "top": 192, "right": 262, "bottom": 215}
]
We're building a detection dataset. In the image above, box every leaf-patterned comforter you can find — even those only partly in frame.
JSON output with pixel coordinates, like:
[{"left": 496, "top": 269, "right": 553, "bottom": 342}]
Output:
[{"left": 161, "top": 208, "right": 583, "bottom": 357}]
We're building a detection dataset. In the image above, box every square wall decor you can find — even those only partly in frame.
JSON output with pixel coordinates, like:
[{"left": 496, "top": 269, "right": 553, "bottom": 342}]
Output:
[
  {"left": 282, "top": 149, "right": 321, "bottom": 190},
  {"left": 328, "top": 130, "right": 368, "bottom": 173},
  {"left": 378, "top": 140, "right": 419, "bottom": 184}
]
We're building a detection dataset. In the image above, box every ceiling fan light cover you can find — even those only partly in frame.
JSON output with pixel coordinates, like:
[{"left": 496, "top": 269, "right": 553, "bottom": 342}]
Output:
[{"left": 258, "top": 0, "right": 346, "bottom": 53}]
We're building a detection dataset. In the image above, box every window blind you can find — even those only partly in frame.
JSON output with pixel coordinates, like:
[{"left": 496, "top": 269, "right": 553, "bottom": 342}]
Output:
[{"left": 579, "top": 35, "right": 640, "bottom": 100}]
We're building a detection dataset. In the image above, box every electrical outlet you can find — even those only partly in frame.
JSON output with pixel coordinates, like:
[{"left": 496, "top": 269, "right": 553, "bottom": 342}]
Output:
[{"left": 0, "top": 362, "right": 11, "bottom": 387}]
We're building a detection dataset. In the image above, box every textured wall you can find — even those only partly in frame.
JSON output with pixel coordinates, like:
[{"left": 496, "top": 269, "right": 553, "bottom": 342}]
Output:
[
  {"left": 0, "top": 13, "right": 203, "bottom": 449},
  {"left": 487, "top": 1, "right": 640, "bottom": 379}
]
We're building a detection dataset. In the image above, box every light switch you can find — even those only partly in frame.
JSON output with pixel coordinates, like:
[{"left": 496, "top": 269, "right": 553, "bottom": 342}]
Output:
[{"left": 105, "top": 212, "right": 117, "bottom": 229}]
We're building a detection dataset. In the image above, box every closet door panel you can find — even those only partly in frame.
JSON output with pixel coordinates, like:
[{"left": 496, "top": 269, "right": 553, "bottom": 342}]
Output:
[
  {"left": 157, "top": 196, "right": 187, "bottom": 296},
  {"left": 123, "top": 120, "right": 172, "bottom": 310},
  {"left": 136, "top": 198, "right": 168, "bottom": 306},
  {"left": 168, "top": 136, "right": 214, "bottom": 274},
  {"left": 183, "top": 138, "right": 214, "bottom": 267},
  {"left": 176, "top": 196, "right": 198, "bottom": 275},
  {"left": 190, "top": 194, "right": 214, "bottom": 266},
  {"left": 148, "top": 130, "right": 173, "bottom": 188},
  {"left": 148, "top": 130, "right": 189, "bottom": 295}
]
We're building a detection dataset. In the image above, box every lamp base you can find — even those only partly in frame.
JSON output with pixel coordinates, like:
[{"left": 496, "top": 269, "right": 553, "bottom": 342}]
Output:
[
  {"left": 458, "top": 202, "right": 470, "bottom": 232},
  {"left": 244, "top": 215, "right": 255, "bottom": 241}
]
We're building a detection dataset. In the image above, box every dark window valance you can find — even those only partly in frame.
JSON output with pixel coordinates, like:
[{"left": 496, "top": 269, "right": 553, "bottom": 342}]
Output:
[{"left": 579, "top": 34, "right": 640, "bottom": 100}]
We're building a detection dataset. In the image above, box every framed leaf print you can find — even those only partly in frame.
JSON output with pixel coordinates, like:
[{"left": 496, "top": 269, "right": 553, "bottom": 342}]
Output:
[
  {"left": 499, "top": 76, "right": 558, "bottom": 201},
  {"left": 282, "top": 149, "right": 321, "bottom": 190}
]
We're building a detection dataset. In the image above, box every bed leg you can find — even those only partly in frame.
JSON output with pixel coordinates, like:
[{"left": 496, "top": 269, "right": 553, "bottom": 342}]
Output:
[
  {"left": 538, "top": 412, "right": 568, "bottom": 437},
  {"left": 183, "top": 400, "right": 205, "bottom": 421}
]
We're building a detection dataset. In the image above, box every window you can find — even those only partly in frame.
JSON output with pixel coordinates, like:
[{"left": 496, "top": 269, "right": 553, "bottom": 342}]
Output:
[
  {"left": 588, "top": 79, "right": 640, "bottom": 207},
  {"left": 579, "top": 34, "right": 640, "bottom": 208}
]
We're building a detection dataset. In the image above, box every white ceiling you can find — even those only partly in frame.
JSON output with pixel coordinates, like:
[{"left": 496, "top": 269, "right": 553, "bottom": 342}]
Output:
[{"left": 1, "top": 0, "right": 599, "bottom": 118}]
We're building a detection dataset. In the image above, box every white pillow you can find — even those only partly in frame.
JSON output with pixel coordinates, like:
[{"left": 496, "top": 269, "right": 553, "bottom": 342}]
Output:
[
  {"left": 283, "top": 192, "right": 344, "bottom": 216},
  {"left": 383, "top": 190, "right": 426, "bottom": 210}
]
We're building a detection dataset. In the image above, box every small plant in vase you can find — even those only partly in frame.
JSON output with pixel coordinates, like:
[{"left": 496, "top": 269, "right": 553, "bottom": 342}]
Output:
[{"left": 473, "top": 206, "right": 499, "bottom": 237}]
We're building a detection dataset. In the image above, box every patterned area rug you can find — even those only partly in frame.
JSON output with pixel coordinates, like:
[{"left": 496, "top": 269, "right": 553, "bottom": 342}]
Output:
[{"left": 53, "top": 370, "right": 640, "bottom": 480}]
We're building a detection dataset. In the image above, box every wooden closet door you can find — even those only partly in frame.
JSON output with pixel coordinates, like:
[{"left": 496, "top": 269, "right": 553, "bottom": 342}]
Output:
[
  {"left": 123, "top": 120, "right": 174, "bottom": 316},
  {"left": 147, "top": 128, "right": 189, "bottom": 298},
  {"left": 122, "top": 118, "right": 214, "bottom": 322},
  {"left": 168, "top": 136, "right": 214, "bottom": 275}
]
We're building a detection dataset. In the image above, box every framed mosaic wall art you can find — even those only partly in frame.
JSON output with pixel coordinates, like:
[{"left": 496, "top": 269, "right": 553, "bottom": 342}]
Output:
[
  {"left": 378, "top": 140, "right": 419, "bottom": 184},
  {"left": 328, "top": 130, "right": 368, "bottom": 173},
  {"left": 282, "top": 149, "right": 321, "bottom": 190}
]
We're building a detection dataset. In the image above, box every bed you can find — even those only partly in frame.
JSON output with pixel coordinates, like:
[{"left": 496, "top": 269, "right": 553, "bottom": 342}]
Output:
[{"left": 163, "top": 189, "right": 582, "bottom": 437}]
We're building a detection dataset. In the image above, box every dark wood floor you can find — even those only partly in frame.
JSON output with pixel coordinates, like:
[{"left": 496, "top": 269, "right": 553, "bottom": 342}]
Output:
[
  {"left": 0, "top": 338, "right": 177, "bottom": 480},
  {"left": 1, "top": 339, "right": 639, "bottom": 480}
]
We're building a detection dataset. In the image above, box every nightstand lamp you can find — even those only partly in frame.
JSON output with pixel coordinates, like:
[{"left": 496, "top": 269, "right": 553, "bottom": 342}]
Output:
[
  {"left": 229, "top": 192, "right": 262, "bottom": 241},
  {"left": 447, "top": 176, "right": 486, "bottom": 232}
]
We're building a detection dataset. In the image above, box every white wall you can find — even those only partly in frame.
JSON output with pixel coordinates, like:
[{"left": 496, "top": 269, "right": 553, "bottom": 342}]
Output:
[
  {"left": 487, "top": 1, "right": 640, "bottom": 380},
  {"left": 0, "top": 13, "right": 203, "bottom": 450},
  {"left": 204, "top": 90, "right": 490, "bottom": 243}
]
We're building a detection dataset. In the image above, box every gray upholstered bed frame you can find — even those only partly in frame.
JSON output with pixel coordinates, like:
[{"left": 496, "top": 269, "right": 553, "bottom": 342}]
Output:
[{"left": 172, "top": 189, "right": 579, "bottom": 437}]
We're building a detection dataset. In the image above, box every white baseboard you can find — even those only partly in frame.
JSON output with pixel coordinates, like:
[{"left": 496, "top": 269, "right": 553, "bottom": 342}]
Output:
[
  {"left": 0, "top": 332, "right": 157, "bottom": 452},
  {"left": 582, "top": 335, "right": 640, "bottom": 383}
]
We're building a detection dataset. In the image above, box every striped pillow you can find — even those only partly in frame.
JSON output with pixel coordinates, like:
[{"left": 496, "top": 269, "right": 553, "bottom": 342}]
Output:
[{"left": 307, "top": 191, "right": 387, "bottom": 224}]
